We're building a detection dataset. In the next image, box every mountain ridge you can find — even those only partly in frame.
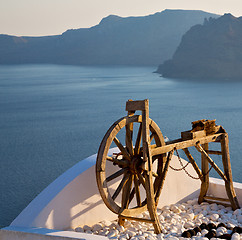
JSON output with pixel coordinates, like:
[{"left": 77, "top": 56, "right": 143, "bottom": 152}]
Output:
[{"left": 0, "top": 9, "right": 219, "bottom": 66}]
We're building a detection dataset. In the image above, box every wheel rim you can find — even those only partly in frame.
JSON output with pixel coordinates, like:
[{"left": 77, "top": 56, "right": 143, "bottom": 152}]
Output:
[{"left": 96, "top": 115, "right": 165, "bottom": 216}]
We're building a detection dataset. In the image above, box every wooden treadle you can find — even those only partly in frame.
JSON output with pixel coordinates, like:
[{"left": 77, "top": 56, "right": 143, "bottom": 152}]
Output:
[
  {"left": 204, "top": 196, "right": 232, "bottom": 207},
  {"left": 119, "top": 215, "right": 154, "bottom": 223}
]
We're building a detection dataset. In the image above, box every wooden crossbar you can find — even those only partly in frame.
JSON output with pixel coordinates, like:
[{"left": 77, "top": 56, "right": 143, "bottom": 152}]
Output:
[{"left": 152, "top": 133, "right": 223, "bottom": 156}]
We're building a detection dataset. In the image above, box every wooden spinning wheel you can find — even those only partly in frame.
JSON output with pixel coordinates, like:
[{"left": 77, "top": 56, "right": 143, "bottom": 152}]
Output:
[
  {"left": 96, "top": 100, "right": 166, "bottom": 233},
  {"left": 96, "top": 99, "right": 240, "bottom": 234}
]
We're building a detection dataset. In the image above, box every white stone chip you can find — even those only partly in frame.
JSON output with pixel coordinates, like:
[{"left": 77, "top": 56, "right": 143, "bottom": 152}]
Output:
[
  {"left": 232, "top": 233, "right": 240, "bottom": 240},
  {"left": 238, "top": 215, "right": 242, "bottom": 224},
  {"left": 73, "top": 199, "right": 242, "bottom": 240},
  {"left": 74, "top": 227, "right": 84, "bottom": 232},
  {"left": 210, "top": 213, "right": 220, "bottom": 221}
]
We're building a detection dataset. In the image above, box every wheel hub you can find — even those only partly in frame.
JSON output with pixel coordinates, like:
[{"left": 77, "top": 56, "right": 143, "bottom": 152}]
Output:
[{"left": 129, "top": 156, "right": 143, "bottom": 174}]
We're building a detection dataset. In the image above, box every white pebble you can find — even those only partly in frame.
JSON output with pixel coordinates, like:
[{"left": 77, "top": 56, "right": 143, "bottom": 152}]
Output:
[
  {"left": 159, "top": 215, "right": 165, "bottom": 222},
  {"left": 101, "top": 229, "right": 109, "bottom": 236},
  {"left": 119, "top": 233, "right": 129, "bottom": 239},
  {"left": 119, "top": 236, "right": 128, "bottom": 240},
  {"left": 92, "top": 223, "right": 103, "bottom": 232},
  {"left": 227, "top": 229, "right": 233, "bottom": 234},
  {"left": 117, "top": 225, "right": 125, "bottom": 232},
  {"left": 83, "top": 225, "right": 92, "bottom": 232},
  {"left": 73, "top": 200, "right": 242, "bottom": 240},
  {"left": 185, "top": 213, "right": 195, "bottom": 220},
  {"left": 210, "top": 213, "right": 220, "bottom": 221},
  {"left": 107, "top": 229, "right": 119, "bottom": 238},
  {"left": 184, "top": 221, "right": 194, "bottom": 229},
  {"left": 227, "top": 222, "right": 236, "bottom": 229},
  {"left": 201, "top": 210, "right": 208, "bottom": 216},
  {"left": 231, "top": 233, "right": 240, "bottom": 240},
  {"left": 167, "top": 237, "right": 179, "bottom": 240},
  {"left": 187, "top": 199, "right": 198, "bottom": 205},
  {"left": 201, "top": 229, "right": 209, "bottom": 236},
  {"left": 179, "top": 204, "right": 186, "bottom": 211},
  {"left": 238, "top": 215, "right": 242, "bottom": 224},
  {"left": 75, "top": 227, "right": 84, "bottom": 232},
  {"left": 210, "top": 204, "right": 219, "bottom": 211},
  {"left": 126, "top": 230, "right": 136, "bottom": 238},
  {"left": 233, "top": 209, "right": 241, "bottom": 216}
]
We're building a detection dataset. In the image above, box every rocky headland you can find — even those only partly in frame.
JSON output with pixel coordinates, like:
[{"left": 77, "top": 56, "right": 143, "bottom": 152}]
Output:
[{"left": 157, "top": 14, "right": 242, "bottom": 81}]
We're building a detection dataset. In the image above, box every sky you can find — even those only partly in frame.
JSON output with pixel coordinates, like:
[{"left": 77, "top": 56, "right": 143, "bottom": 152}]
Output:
[{"left": 1, "top": 0, "right": 242, "bottom": 37}]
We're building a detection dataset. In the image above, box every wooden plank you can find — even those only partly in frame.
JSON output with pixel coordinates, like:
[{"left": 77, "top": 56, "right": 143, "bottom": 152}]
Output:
[
  {"left": 126, "top": 99, "right": 148, "bottom": 111},
  {"left": 119, "top": 215, "right": 154, "bottom": 223},
  {"left": 204, "top": 199, "right": 232, "bottom": 207},
  {"left": 204, "top": 196, "right": 231, "bottom": 202},
  {"left": 181, "top": 130, "right": 206, "bottom": 140},
  {"left": 206, "top": 150, "right": 222, "bottom": 155},
  {"left": 204, "top": 196, "right": 232, "bottom": 207},
  {"left": 195, "top": 144, "right": 227, "bottom": 182},
  {"left": 152, "top": 133, "right": 223, "bottom": 156}
]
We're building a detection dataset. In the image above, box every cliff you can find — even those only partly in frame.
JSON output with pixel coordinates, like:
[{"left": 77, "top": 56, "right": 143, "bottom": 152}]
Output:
[
  {"left": 0, "top": 10, "right": 218, "bottom": 66},
  {"left": 157, "top": 14, "right": 242, "bottom": 80}
]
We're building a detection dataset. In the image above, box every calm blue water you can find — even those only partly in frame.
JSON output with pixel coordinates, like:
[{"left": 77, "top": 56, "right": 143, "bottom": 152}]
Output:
[{"left": 0, "top": 64, "right": 242, "bottom": 227}]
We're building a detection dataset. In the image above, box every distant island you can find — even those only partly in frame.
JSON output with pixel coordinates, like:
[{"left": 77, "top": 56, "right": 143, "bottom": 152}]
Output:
[
  {"left": 0, "top": 10, "right": 218, "bottom": 66},
  {"left": 157, "top": 14, "right": 242, "bottom": 80}
]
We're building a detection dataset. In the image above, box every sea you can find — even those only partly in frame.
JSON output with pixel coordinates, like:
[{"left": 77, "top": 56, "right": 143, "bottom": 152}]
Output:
[{"left": 0, "top": 64, "right": 242, "bottom": 228}]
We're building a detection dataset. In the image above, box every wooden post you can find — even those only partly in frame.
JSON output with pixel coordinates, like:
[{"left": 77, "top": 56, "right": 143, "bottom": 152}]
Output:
[
  {"left": 221, "top": 133, "right": 240, "bottom": 210},
  {"left": 141, "top": 100, "right": 162, "bottom": 234},
  {"left": 198, "top": 143, "right": 209, "bottom": 204}
]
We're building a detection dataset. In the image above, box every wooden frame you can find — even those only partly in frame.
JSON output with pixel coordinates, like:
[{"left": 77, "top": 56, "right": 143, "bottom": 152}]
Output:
[{"left": 96, "top": 99, "right": 240, "bottom": 234}]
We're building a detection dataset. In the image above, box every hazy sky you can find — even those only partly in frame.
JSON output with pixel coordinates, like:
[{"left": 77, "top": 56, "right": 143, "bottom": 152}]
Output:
[{"left": 1, "top": 0, "right": 242, "bottom": 36}]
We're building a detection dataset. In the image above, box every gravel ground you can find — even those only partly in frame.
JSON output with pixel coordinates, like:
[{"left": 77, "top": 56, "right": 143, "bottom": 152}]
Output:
[{"left": 73, "top": 199, "right": 242, "bottom": 240}]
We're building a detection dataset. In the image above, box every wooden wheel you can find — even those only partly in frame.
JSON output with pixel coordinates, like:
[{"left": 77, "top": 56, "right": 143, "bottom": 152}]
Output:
[{"left": 96, "top": 115, "right": 166, "bottom": 218}]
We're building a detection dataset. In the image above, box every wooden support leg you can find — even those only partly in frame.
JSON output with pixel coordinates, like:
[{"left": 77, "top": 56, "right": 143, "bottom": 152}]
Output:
[
  {"left": 198, "top": 143, "right": 209, "bottom": 204},
  {"left": 221, "top": 133, "right": 240, "bottom": 210},
  {"left": 118, "top": 216, "right": 125, "bottom": 226},
  {"left": 144, "top": 171, "right": 162, "bottom": 234}
]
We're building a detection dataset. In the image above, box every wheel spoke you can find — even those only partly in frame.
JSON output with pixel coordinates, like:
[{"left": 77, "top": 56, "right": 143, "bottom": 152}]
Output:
[
  {"left": 150, "top": 132, "right": 155, "bottom": 142},
  {"left": 128, "top": 187, "right": 135, "bottom": 204},
  {"left": 106, "top": 156, "right": 114, "bottom": 162},
  {"left": 106, "top": 169, "right": 125, "bottom": 182},
  {"left": 112, "top": 172, "right": 129, "bottom": 201},
  {"left": 137, "top": 172, "right": 146, "bottom": 188},
  {"left": 134, "top": 123, "right": 142, "bottom": 155},
  {"left": 121, "top": 174, "right": 133, "bottom": 210},
  {"left": 152, "top": 172, "right": 158, "bottom": 178},
  {"left": 126, "top": 123, "right": 134, "bottom": 156},
  {"left": 134, "top": 175, "right": 141, "bottom": 206},
  {"left": 114, "top": 137, "right": 131, "bottom": 161}
]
